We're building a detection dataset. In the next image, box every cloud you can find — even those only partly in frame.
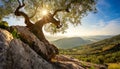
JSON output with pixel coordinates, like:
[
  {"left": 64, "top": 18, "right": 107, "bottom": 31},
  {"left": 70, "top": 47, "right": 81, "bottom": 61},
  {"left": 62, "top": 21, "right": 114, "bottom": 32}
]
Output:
[
  {"left": 100, "top": 19, "right": 120, "bottom": 35},
  {"left": 97, "top": 0, "right": 110, "bottom": 8},
  {"left": 49, "top": 18, "right": 120, "bottom": 36},
  {"left": 3, "top": 15, "right": 26, "bottom": 26},
  {"left": 98, "top": 20, "right": 106, "bottom": 27},
  {"left": 89, "top": 18, "right": 120, "bottom": 35},
  {"left": 66, "top": 18, "right": 120, "bottom": 36},
  {"left": 96, "top": 0, "right": 111, "bottom": 19}
]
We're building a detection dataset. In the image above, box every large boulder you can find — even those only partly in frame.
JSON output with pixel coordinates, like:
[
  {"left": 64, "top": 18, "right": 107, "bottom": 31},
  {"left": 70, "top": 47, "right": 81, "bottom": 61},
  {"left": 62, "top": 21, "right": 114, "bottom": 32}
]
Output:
[
  {"left": 10, "top": 26, "right": 58, "bottom": 61},
  {"left": 0, "top": 28, "right": 55, "bottom": 69}
]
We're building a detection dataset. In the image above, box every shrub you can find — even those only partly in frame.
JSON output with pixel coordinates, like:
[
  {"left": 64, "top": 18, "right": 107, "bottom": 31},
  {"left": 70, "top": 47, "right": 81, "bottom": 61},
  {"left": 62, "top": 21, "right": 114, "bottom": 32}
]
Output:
[
  {"left": 11, "top": 29, "right": 20, "bottom": 39},
  {"left": 0, "top": 21, "right": 9, "bottom": 29}
]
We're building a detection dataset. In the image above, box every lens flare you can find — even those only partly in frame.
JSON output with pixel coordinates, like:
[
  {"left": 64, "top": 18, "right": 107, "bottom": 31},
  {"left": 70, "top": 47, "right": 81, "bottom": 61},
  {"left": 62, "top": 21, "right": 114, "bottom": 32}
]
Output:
[{"left": 42, "top": 9, "right": 48, "bottom": 16}]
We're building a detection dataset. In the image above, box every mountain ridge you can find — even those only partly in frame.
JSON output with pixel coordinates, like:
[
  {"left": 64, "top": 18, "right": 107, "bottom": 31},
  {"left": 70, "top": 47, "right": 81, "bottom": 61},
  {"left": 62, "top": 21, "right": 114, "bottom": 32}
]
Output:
[
  {"left": 51, "top": 35, "right": 113, "bottom": 49},
  {"left": 60, "top": 34, "right": 120, "bottom": 63},
  {"left": 52, "top": 37, "right": 93, "bottom": 49}
]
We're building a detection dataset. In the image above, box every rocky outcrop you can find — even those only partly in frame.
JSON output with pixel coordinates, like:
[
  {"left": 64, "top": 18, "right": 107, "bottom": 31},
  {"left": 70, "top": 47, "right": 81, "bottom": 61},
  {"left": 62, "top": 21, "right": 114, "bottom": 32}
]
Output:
[
  {"left": 10, "top": 26, "right": 58, "bottom": 61},
  {"left": 0, "top": 28, "right": 13, "bottom": 69},
  {"left": 54, "top": 55, "right": 108, "bottom": 69},
  {"left": 0, "top": 28, "right": 107, "bottom": 69},
  {"left": 0, "top": 28, "right": 56, "bottom": 69}
]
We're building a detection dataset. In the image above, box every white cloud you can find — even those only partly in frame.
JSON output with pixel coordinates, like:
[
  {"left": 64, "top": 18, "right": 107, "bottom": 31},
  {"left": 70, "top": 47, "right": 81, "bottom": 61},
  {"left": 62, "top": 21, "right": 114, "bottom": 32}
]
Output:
[
  {"left": 100, "top": 20, "right": 120, "bottom": 35},
  {"left": 3, "top": 15, "right": 26, "bottom": 26},
  {"left": 98, "top": 20, "right": 106, "bottom": 27},
  {"left": 63, "top": 18, "right": 120, "bottom": 36},
  {"left": 87, "top": 18, "right": 120, "bottom": 35}
]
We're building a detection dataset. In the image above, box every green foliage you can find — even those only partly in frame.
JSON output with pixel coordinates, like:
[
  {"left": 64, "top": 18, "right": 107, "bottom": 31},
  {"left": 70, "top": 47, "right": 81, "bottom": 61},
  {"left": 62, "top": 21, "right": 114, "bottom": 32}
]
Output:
[
  {"left": 11, "top": 29, "right": 20, "bottom": 39},
  {"left": 89, "top": 66, "right": 95, "bottom": 69},
  {"left": 81, "top": 63, "right": 86, "bottom": 68},
  {"left": 0, "top": 0, "right": 97, "bottom": 34},
  {"left": 0, "top": 21, "right": 9, "bottom": 29},
  {"left": 0, "top": 21, "right": 20, "bottom": 39},
  {"left": 0, "top": 0, "right": 16, "bottom": 20}
]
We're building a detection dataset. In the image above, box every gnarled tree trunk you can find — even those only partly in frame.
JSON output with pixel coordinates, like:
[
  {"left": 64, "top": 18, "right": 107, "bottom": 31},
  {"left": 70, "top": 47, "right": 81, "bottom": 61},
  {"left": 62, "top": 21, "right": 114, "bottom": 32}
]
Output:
[
  {"left": 14, "top": 0, "right": 62, "bottom": 43},
  {"left": 14, "top": 0, "right": 63, "bottom": 61}
]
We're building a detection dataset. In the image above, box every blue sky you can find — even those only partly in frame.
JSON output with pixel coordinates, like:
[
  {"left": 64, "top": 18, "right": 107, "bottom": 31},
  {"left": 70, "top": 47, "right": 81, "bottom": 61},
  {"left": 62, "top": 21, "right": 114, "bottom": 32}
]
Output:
[
  {"left": 57, "top": 0, "right": 120, "bottom": 37},
  {"left": 3, "top": 0, "right": 120, "bottom": 37}
]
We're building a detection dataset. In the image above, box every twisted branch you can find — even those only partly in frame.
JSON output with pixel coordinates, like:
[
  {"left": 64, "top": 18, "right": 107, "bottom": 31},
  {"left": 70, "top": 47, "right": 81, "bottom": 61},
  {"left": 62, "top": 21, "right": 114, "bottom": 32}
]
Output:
[{"left": 15, "top": 0, "right": 33, "bottom": 27}]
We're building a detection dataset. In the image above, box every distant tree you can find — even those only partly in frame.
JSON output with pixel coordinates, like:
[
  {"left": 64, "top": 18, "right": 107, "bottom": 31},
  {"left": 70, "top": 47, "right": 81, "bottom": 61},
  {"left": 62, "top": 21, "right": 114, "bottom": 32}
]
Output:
[{"left": 0, "top": 0, "right": 97, "bottom": 42}]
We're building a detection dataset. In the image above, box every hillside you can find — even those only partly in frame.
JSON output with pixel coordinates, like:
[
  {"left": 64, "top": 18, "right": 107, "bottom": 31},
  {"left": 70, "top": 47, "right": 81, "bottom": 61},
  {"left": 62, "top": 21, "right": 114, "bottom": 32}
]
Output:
[
  {"left": 52, "top": 37, "right": 93, "bottom": 49},
  {"left": 60, "top": 34, "right": 120, "bottom": 63},
  {"left": 0, "top": 26, "right": 107, "bottom": 69},
  {"left": 51, "top": 35, "right": 113, "bottom": 49},
  {"left": 73, "top": 34, "right": 120, "bottom": 54}
]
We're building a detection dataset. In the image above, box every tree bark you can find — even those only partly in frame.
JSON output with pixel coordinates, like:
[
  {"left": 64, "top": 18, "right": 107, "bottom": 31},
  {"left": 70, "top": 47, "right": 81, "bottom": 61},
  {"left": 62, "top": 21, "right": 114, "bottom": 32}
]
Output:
[{"left": 14, "top": 0, "right": 62, "bottom": 43}]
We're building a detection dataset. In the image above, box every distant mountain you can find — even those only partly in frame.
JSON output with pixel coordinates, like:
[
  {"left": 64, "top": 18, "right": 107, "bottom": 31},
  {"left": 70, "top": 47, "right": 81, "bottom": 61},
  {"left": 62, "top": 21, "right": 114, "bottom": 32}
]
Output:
[
  {"left": 51, "top": 37, "right": 93, "bottom": 49},
  {"left": 72, "top": 34, "right": 120, "bottom": 54},
  {"left": 51, "top": 35, "right": 113, "bottom": 49},
  {"left": 47, "top": 35, "right": 113, "bottom": 42},
  {"left": 46, "top": 35, "right": 66, "bottom": 41},
  {"left": 81, "top": 35, "right": 113, "bottom": 42},
  {"left": 60, "top": 34, "right": 120, "bottom": 63}
]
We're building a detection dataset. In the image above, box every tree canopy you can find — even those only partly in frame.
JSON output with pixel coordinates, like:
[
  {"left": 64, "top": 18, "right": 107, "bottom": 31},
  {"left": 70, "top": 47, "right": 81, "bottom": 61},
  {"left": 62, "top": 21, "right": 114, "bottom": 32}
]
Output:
[{"left": 0, "top": 0, "right": 97, "bottom": 34}]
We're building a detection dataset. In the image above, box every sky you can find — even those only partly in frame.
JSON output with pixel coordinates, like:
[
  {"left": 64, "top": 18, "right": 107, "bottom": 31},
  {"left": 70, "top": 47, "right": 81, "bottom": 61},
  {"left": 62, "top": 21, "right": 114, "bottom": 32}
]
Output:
[
  {"left": 56, "top": 0, "right": 120, "bottom": 37},
  {"left": 3, "top": 0, "right": 120, "bottom": 37}
]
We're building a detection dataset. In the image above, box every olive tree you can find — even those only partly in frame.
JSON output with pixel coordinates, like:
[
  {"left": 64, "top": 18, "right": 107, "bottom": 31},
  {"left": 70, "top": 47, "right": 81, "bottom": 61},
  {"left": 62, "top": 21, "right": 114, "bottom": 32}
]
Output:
[{"left": 0, "top": 0, "right": 97, "bottom": 42}]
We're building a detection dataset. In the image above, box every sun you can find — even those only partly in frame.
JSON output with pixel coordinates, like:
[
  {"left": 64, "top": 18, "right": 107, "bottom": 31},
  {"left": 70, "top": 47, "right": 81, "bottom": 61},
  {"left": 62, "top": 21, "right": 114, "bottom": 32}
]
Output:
[{"left": 42, "top": 9, "right": 48, "bottom": 16}]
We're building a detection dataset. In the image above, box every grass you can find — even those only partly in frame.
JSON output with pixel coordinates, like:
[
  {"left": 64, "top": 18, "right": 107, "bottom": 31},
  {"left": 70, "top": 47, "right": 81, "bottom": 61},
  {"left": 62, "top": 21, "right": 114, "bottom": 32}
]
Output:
[{"left": 108, "top": 63, "right": 120, "bottom": 69}]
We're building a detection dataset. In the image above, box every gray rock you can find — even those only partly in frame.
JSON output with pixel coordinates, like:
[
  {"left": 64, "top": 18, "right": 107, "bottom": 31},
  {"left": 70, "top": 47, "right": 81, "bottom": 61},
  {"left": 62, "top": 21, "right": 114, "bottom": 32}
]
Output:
[
  {"left": 0, "top": 28, "right": 55, "bottom": 69},
  {"left": 10, "top": 26, "right": 58, "bottom": 61},
  {"left": 7, "top": 39, "right": 54, "bottom": 69},
  {"left": 0, "top": 28, "right": 107, "bottom": 69},
  {"left": 0, "top": 28, "right": 13, "bottom": 69}
]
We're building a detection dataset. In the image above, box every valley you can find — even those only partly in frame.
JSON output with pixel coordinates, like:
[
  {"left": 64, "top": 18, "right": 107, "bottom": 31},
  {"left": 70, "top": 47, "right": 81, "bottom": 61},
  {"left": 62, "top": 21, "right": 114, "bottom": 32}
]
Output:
[{"left": 59, "top": 34, "right": 120, "bottom": 68}]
